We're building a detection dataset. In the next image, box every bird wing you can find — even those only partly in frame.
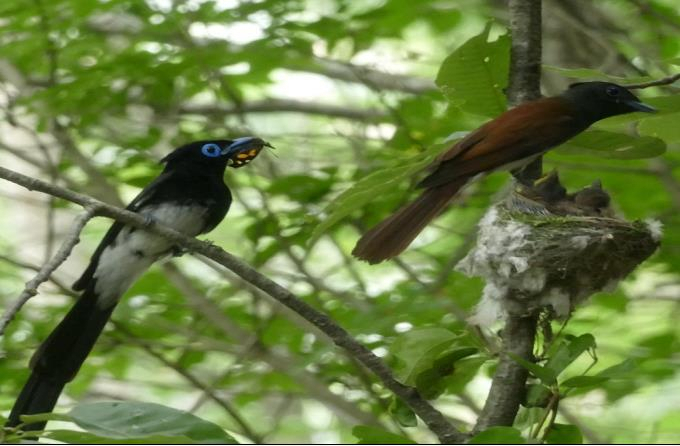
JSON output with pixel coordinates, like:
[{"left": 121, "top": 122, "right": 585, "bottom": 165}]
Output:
[
  {"left": 71, "top": 171, "right": 173, "bottom": 291},
  {"left": 419, "top": 97, "right": 580, "bottom": 188}
]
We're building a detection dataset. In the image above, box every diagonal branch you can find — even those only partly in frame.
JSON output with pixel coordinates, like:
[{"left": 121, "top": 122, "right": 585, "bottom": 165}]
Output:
[
  {"left": 625, "top": 72, "right": 680, "bottom": 89},
  {"left": 0, "top": 165, "right": 466, "bottom": 444},
  {"left": 0, "top": 206, "right": 96, "bottom": 335},
  {"left": 179, "top": 98, "right": 390, "bottom": 122}
]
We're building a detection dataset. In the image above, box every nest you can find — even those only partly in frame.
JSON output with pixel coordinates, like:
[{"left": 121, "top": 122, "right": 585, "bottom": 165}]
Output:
[{"left": 457, "top": 186, "right": 661, "bottom": 326}]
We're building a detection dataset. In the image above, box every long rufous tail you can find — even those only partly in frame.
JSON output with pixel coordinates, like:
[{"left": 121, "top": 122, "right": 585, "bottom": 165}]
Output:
[{"left": 352, "top": 179, "right": 467, "bottom": 263}]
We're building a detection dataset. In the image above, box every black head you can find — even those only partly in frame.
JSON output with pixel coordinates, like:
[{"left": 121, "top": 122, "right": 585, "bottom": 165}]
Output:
[
  {"left": 160, "top": 137, "right": 272, "bottom": 171},
  {"left": 561, "top": 82, "right": 656, "bottom": 125}
]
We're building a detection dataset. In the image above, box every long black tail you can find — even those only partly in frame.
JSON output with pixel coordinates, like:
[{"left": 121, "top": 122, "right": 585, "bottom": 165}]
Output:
[{"left": 7, "top": 285, "right": 114, "bottom": 431}]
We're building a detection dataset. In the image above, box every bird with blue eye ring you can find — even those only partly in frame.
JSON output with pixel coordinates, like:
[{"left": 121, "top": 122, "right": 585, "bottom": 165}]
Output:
[{"left": 7, "top": 136, "right": 273, "bottom": 433}]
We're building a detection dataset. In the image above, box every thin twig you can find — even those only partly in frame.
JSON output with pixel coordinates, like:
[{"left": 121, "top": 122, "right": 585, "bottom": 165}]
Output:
[
  {"left": 180, "top": 99, "right": 390, "bottom": 122},
  {"left": 0, "top": 254, "right": 74, "bottom": 294},
  {"left": 625, "top": 73, "right": 680, "bottom": 89},
  {"left": 538, "top": 394, "right": 560, "bottom": 443},
  {"left": 0, "top": 206, "right": 95, "bottom": 335}
]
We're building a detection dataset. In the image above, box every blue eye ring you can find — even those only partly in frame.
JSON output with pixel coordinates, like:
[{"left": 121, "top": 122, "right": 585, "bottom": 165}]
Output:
[{"left": 201, "top": 143, "right": 221, "bottom": 158}]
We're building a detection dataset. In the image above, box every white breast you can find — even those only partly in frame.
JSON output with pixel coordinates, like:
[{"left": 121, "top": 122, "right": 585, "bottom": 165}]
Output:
[{"left": 94, "top": 204, "right": 209, "bottom": 307}]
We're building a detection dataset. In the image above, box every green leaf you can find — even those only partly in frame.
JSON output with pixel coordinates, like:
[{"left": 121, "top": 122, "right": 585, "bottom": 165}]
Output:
[
  {"left": 445, "top": 356, "right": 489, "bottom": 394},
  {"left": 469, "top": 426, "right": 525, "bottom": 444},
  {"left": 558, "top": 130, "right": 665, "bottom": 160},
  {"left": 508, "top": 352, "right": 557, "bottom": 385},
  {"left": 352, "top": 425, "right": 416, "bottom": 444},
  {"left": 638, "top": 113, "right": 680, "bottom": 143},
  {"left": 523, "top": 383, "right": 553, "bottom": 408},
  {"left": 47, "top": 429, "right": 194, "bottom": 444},
  {"left": 68, "top": 402, "right": 237, "bottom": 444},
  {"left": 543, "top": 66, "right": 653, "bottom": 84},
  {"left": 561, "top": 375, "right": 609, "bottom": 388},
  {"left": 415, "top": 347, "right": 479, "bottom": 399},
  {"left": 388, "top": 398, "right": 417, "bottom": 427},
  {"left": 390, "top": 327, "right": 458, "bottom": 384},
  {"left": 596, "top": 358, "right": 636, "bottom": 378},
  {"left": 436, "top": 23, "right": 510, "bottom": 117},
  {"left": 545, "top": 423, "right": 583, "bottom": 444},
  {"left": 545, "top": 334, "right": 596, "bottom": 378}
]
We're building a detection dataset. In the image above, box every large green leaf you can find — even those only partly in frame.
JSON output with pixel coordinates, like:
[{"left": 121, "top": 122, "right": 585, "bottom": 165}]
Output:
[
  {"left": 638, "top": 113, "right": 680, "bottom": 143},
  {"left": 545, "top": 334, "right": 596, "bottom": 378},
  {"left": 414, "top": 347, "right": 479, "bottom": 399},
  {"left": 542, "top": 66, "right": 653, "bottom": 84},
  {"left": 352, "top": 425, "right": 416, "bottom": 444},
  {"left": 390, "top": 327, "right": 458, "bottom": 384},
  {"left": 558, "top": 130, "right": 666, "bottom": 160},
  {"left": 46, "top": 430, "right": 195, "bottom": 444},
  {"left": 596, "top": 358, "right": 637, "bottom": 378},
  {"left": 523, "top": 383, "right": 553, "bottom": 408},
  {"left": 436, "top": 23, "right": 510, "bottom": 117},
  {"left": 545, "top": 423, "right": 583, "bottom": 444},
  {"left": 561, "top": 375, "right": 609, "bottom": 388},
  {"left": 67, "top": 402, "right": 237, "bottom": 444},
  {"left": 508, "top": 352, "right": 557, "bottom": 385}
]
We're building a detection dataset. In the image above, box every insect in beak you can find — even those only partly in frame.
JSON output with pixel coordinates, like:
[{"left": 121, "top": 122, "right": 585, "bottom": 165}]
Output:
[{"left": 222, "top": 136, "right": 273, "bottom": 168}]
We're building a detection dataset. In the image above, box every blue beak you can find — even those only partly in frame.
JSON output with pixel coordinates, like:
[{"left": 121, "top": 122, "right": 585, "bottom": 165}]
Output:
[{"left": 221, "top": 136, "right": 273, "bottom": 156}]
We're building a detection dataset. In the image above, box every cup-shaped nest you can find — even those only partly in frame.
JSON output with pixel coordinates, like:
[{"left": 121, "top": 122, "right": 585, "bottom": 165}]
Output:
[{"left": 457, "top": 196, "right": 660, "bottom": 326}]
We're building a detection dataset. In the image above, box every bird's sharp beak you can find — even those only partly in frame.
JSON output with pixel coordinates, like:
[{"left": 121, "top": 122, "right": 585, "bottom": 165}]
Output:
[
  {"left": 221, "top": 137, "right": 257, "bottom": 156},
  {"left": 222, "top": 136, "right": 272, "bottom": 167},
  {"left": 625, "top": 100, "right": 657, "bottom": 113}
]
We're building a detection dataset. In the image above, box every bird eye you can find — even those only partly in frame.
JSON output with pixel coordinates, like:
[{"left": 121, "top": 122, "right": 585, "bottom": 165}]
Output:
[
  {"left": 201, "top": 143, "right": 221, "bottom": 158},
  {"left": 606, "top": 86, "right": 620, "bottom": 97}
]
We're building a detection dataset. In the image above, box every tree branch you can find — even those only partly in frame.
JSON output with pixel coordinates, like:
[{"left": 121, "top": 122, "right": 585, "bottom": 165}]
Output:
[
  {"left": 0, "top": 206, "right": 96, "bottom": 335},
  {"left": 86, "top": 18, "right": 438, "bottom": 94},
  {"left": 474, "top": 313, "right": 538, "bottom": 431},
  {"left": 0, "top": 165, "right": 465, "bottom": 444},
  {"left": 625, "top": 72, "right": 680, "bottom": 89},
  {"left": 508, "top": 0, "right": 544, "bottom": 182},
  {"left": 179, "top": 98, "right": 390, "bottom": 122},
  {"left": 473, "top": 0, "right": 543, "bottom": 433},
  {"left": 161, "top": 262, "right": 383, "bottom": 428}
]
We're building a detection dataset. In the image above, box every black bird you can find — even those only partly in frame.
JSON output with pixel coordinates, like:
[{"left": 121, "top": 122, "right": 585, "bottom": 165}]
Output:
[
  {"left": 352, "top": 82, "right": 655, "bottom": 263},
  {"left": 6, "top": 137, "right": 270, "bottom": 432}
]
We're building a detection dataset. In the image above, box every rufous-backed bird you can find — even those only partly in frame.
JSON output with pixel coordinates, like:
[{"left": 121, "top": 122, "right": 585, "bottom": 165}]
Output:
[{"left": 352, "top": 82, "right": 655, "bottom": 263}]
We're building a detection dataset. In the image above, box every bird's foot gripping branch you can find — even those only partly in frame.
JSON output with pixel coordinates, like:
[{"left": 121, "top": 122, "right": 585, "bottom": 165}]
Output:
[{"left": 458, "top": 176, "right": 661, "bottom": 325}]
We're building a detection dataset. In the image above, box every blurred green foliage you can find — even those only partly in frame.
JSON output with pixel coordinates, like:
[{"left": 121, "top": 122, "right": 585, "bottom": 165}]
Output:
[{"left": 1, "top": 0, "right": 680, "bottom": 443}]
